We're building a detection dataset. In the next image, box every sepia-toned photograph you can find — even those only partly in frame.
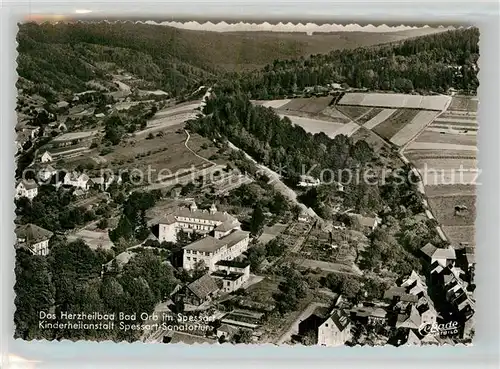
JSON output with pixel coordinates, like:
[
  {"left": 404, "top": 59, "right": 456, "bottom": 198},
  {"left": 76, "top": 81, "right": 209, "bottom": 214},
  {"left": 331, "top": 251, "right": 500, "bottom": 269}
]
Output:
[{"left": 13, "top": 16, "right": 478, "bottom": 346}]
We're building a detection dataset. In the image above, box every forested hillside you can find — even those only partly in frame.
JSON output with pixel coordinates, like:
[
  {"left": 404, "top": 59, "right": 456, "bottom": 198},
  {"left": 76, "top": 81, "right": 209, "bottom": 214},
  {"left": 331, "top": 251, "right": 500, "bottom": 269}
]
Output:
[
  {"left": 236, "top": 28, "right": 479, "bottom": 97},
  {"left": 16, "top": 22, "right": 447, "bottom": 98}
]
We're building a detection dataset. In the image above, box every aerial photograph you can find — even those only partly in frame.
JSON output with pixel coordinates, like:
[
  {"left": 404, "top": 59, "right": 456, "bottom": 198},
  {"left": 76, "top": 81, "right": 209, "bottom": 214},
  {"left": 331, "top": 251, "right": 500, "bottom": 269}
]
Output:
[{"left": 13, "top": 19, "right": 478, "bottom": 346}]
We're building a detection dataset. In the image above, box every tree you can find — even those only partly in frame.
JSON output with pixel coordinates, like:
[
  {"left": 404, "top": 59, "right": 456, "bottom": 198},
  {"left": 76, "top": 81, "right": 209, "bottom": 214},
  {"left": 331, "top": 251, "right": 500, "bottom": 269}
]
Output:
[{"left": 249, "top": 203, "right": 265, "bottom": 236}]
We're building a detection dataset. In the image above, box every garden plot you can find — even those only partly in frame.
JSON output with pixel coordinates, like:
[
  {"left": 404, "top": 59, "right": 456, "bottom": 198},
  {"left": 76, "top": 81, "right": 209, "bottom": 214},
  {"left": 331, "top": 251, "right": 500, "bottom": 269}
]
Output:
[
  {"left": 279, "top": 115, "right": 345, "bottom": 137},
  {"left": 390, "top": 110, "right": 439, "bottom": 146},
  {"left": 371, "top": 109, "right": 420, "bottom": 141},
  {"left": 363, "top": 109, "right": 397, "bottom": 129},
  {"left": 260, "top": 99, "right": 292, "bottom": 109},
  {"left": 338, "top": 93, "right": 450, "bottom": 111},
  {"left": 415, "top": 131, "right": 477, "bottom": 146}
]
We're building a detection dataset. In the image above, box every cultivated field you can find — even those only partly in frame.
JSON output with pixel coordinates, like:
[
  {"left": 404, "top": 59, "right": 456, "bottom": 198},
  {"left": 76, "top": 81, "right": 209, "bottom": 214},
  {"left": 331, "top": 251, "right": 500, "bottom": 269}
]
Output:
[
  {"left": 260, "top": 99, "right": 291, "bottom": 109},
  {"left": 338, "top": 93, "right": 451, "bottom": 111},
  {"left": 371, "top": 109, "right": 420, "bottom": 141},
  {"left": 405, "top": 149, "right": 477, "bottom": 161},
  {"left": 320, "top": 106, "right": 351, "bottom": 123},
  {"left": 336, "top": 105, "right": 372, "bottom": 120},
  {"left": 415, "top": 131, "right": 477, "bottom": 146},
  {"left": 362, "top": 109, "right": 397, "bottom": 129},
  {"left": 279, "top": 97, "right": 333, "bottom": 114},
  {"left": 279, "top": 114, "right": 345, "bottom": 137},
  {"left": 330, "top": 121, "right": 361, "bottom": 137},
  {"left": 448, "top": 96, "right": 479, "bottom": 112},
  {"left": 441, "top": 225, "right": 476, "bottom": 246},
  {"left": 355, "top": 108, "right": 384, "bottom": 124},
  {"left": 350, "top": 127, "right": 390, "bottom": 153},
  {"left": 406, "top": 142, "right": 477, "bottom": 152},
  {"left": 427, "top": 194, "right": 476, "bottom": 226},
  {"left": 390, "top": 110, "right": 440, "bottom": 147}
]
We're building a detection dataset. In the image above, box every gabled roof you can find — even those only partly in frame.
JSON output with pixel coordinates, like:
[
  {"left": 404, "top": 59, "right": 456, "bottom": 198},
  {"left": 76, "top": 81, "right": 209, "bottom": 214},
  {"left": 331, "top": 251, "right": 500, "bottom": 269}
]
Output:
[
  {"left": 184, "top": 236, "right": 222, "bottom": 253},
  {"left": 187, "top": 274, "right": 219, "bottom": 300},
  {"left": 405, "top": 329, "right": 421, "bottom": 346},
  {"left": 433, "top": 247, "right": 456, "bottom": 260},
  {"left": 396, "top": 306, "right": 421, "bottom": 329},
  {"left": 421, "top": 243, "right": 437, "bottom": 258},
  {"left": 214, "top": 219, "right": 240, "bottom": 232},
  {"left": 41, "top": 164, "right": 56, "bottom": 173},
  {"left": 15, "top": 224, "right": 53, "bottom": 244},
  {"left": 17, "top": 179, "right": 38, "bottom": 190},
  {"left": 327, "top": 309, "right": 350, "bottom": 332}
]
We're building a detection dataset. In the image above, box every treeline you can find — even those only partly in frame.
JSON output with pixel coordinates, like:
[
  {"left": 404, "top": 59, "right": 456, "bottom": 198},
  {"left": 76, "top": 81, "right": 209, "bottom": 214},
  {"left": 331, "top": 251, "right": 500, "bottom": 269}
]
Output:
[
  {"left": 234, "top": 28, "right": 479, "bottom": 97},
  {"left": 14, "top": 239, "right": 178, "bottom": 341}
]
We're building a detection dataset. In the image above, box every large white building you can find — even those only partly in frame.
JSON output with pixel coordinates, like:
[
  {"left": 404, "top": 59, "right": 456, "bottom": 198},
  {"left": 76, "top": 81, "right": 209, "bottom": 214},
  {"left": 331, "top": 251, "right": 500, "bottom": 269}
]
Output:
[
  {"left": 15, "top": 180, "right": 38, "bottom": 200},
  {"left": 158, "top": 202, "right": 241, "bottom": 243},
  {"left": 183, "top": 230, "right": 250, "bottom": 271},
  {"left": 15, "top": 223, "right": 53, "bottom": 256}
]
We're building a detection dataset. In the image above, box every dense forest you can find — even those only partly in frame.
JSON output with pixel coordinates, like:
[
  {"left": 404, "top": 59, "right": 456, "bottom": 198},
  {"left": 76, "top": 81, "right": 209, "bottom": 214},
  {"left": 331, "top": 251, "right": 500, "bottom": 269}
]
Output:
[
  {"left": 16, "top": 23, "right": 478, "bottom": 100},
  {"left": 235, "top": 28, "right": 479, "bottom": 97},
  {"left": 14, "top": 240, "right": 178, "bottom": 341}
]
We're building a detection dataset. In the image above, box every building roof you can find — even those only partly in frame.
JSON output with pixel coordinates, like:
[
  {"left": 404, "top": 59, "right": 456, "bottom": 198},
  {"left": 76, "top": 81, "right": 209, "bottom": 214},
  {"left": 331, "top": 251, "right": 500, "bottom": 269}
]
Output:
[
  {"left": 158, "top": 213, "right": 176, "bottom": 225},
  {"left": 169, "top": 332, "right": 217, "bottom": 345},
  {"left": 405, "top": 330, "right": 421, "bottom": 346},
  {"left": 65, "top": 171, "right": 90, "bottom": 182},
  {"left": 351, "top": 306, "right": 387, "bottom": 319},
  {"left": 187, "top": 274, "right": 220, "bottom": 300},
  {"left": 383, "top": 287, "right": 406, "bottom": 300},
  {"left": 15, "top": 224, "right": 53, "bottom": 244},
  {"left": 328, "top": 309, "right": 350, "bottom": 332},
  {"left": 184, "top": 236, "right": 223, "bottom": 253},
  {"left": 17, "top": 179, "right": 38, "bottom": 190},
  {"left": 352, "top": 214, "right": 378, "bottom": 228},
  {"left": 421, "top": 243, "right": 437, "bottom": 258},
  {"left": 211, "top": 271, "right": 244, "bottom": 281},
  {"left": 433, "top": 247, "right": 456, "bottom": 260},
  {"left": 41, "top": 164, "right": 56, "bottom": 173},
  {"left": 220, "top": 230, "right": 250, "bottom": 248},
  {"left": 396, "top": 306, "right": 421, "bottom": 329},
  {"left": 174, "top": 204, "right": 236, "bottom": 223},
  {"left": 216, "top": 259, "right": 250, "bottom": 269},
  {"left": 214, "top": 219, "right": 240, "bottom": 232},
  {"left": 217, "top": 324, "right": 239, "bottom": 336}
]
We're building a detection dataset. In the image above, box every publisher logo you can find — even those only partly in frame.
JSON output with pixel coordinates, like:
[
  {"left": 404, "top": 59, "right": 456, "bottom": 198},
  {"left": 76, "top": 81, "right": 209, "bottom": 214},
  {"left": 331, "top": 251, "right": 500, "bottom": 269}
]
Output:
[{"left": 418, "top": 321, "right": 460, "bottom": 337}]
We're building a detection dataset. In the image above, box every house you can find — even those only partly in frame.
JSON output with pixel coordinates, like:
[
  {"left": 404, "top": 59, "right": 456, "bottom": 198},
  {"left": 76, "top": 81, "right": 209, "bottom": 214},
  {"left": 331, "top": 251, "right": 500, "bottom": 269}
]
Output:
[
  {"left": 299, "top": 308, "right": 351, "bottom": 347},
  {"left": 420, "top": 243, "right": 456, "bottom": 267},
  {"left": 64, "top": 171, "right": 91, "bottom": 190},
  {"left": 350, "top": 306, "right": 387, "bottom": 326},
  {"left": 298, "top": 175, "right": 321, "bottom": 187},
  {"left": 211, "top": 260, "right": 250, "bottom": 293},
  {"left": 182, "top": 230, "right": 250, "bottom": 272},
  {"left": 15, "top": 180, "right": 38, "bottom": 200},
  {"left": 351, "top": 214, "right": 380, "bottom": 232},
  {"left": 216, "top": 324, "right": 239, "bottom": 341},
  {"left": 40, "top": 151, "right": 53, "bottom": 163},
  {"left": 38, "top": 164, "right": 57, "bottom": 182},
  {"left": 91, "top": 175, "right": 122, "bottom": 190},
  {"left": 298, "top": 212, "right": 310, "bottom": 223},
  {"left": 158, "top": 202, "right": 241, "bottom": 243},
  {"left": 173, "top": 274, "right": 220, "bottom": 307},
  {"left": 395, "top": 305, "right": 421, "bottom": 330},
  {"left": 15, "top": 223, "right": 53, "bottom": 256}
]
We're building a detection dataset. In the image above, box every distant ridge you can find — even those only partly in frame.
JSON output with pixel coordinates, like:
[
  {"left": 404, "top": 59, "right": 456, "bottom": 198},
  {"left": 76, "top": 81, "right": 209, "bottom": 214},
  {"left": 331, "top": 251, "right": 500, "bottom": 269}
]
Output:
[{"left": 140, "top": 21, "right": 458, "bottom": 34}]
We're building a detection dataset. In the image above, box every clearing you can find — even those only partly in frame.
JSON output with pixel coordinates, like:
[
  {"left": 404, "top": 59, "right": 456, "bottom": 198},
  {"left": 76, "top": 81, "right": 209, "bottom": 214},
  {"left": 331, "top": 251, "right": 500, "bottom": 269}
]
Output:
[{"left": 278, "top": 115, "right": 345, "bottom": 138}]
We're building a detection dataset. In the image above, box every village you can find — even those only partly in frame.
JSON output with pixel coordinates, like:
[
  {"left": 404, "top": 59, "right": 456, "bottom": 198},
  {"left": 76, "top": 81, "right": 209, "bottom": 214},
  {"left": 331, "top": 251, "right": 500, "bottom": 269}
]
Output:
[{"left": 14, "top": 53, "right": 476, "bottom": 347}]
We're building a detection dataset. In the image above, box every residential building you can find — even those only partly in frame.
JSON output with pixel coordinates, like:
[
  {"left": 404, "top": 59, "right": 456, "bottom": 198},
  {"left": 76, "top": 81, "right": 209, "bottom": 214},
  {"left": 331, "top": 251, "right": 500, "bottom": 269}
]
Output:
[
  {"left": 158, "top": 202, "right": 241, "bottom": 243},
  {"left": 216, "top": 324, "right": 239, "bottom": 341},
  {"left": 91, "top": 175, "right": 122, "bottom": 190},
  {"left": 40, "top": 151, "right": 53, "bottom": 163},
  {"left": 211, "top": 260, "right": 250, "bottom": 293},
  {"left": 64, "top": 171, "right": 91, "bottom": 190},
  {"left": 172, "top": 274, "right": 220, "bottom": 307},
  {"left": 38, "top": 164, "right": 57, "bottom": 182},
  {"left": 299, "top": 308, "right": 351, "bottom": 347},
  {"left": 350, "top": 306, "right": 387, "bottom": 326},
  {"left": 351, "top": 214, "right": 380, "bottom": 232},
  {"left": 15, "top": 223, "right": 53, "bottom": 256},
  {"left": 15, "top": 180, "right": 38, "bottom": 200},
  {"left": 183, "top": 230, "right": 250, "bottom": 271},
  {"left": 298, "top": 175, "right": 321, "bottom": 187},
  {"left": 421, "top": 243, "right": 456, "bottom": 267}
]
